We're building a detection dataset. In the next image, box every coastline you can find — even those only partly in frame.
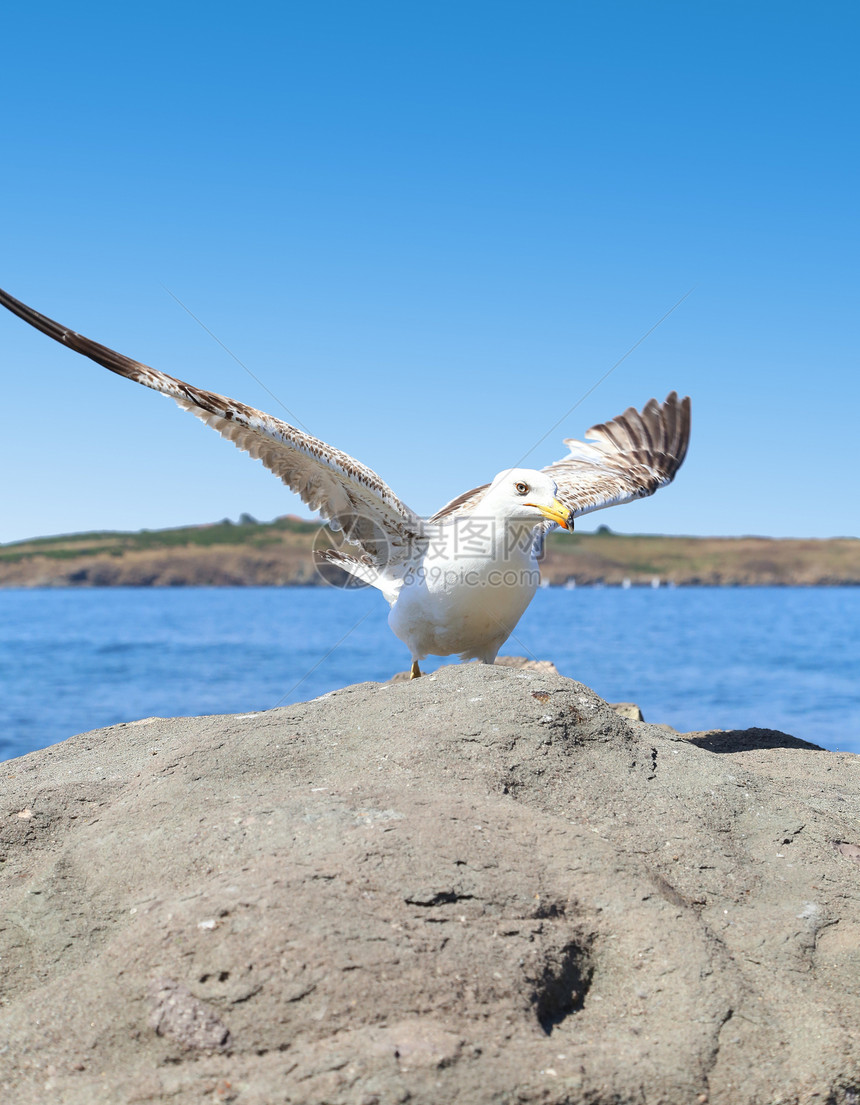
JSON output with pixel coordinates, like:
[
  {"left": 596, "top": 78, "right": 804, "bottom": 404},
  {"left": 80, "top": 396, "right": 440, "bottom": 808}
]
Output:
[{"left": 2, "top": 517, "right": 859, "bottom": 588}]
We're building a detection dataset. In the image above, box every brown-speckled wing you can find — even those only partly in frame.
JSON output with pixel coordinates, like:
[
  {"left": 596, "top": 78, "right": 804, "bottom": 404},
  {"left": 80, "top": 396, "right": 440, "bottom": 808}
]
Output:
[
  {"left": 428, "top": 482, "right": 491, "bottom": 523},
  {"left": 544, "top": 392, "right": 691, "bottom": 519},
  {"left": 429, "top": 393, "right": 690, "bottom": 526},
  {"left": 0, "top": 286, "right": 423, "bottom": 563}
]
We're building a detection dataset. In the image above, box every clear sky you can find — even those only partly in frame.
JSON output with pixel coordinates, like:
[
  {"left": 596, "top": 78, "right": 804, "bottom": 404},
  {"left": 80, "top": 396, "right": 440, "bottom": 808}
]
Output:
[{"left": 1, "top": 1, "right": 857, "bottom": 543}]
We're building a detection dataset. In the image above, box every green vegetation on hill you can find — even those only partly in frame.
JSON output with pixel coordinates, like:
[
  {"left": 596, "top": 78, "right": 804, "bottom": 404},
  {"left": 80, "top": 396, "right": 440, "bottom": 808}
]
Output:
[
  {"left": 0, "top": 516, "right": 317, "bottom": 563},
  {"left": 1, "top": 517, "right": 858, "bottom": 587}
]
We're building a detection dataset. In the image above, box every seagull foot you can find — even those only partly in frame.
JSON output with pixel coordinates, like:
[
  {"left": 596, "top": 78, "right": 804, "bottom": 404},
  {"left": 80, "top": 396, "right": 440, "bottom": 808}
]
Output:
[{"left": 410, "top": 661, "right": 422, "bottom": 680}]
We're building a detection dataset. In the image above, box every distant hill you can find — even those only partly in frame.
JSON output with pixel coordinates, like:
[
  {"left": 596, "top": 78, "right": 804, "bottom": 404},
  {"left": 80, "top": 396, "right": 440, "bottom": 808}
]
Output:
[{"left": 1, "top": 517, "right": 858, "bottom": 587}]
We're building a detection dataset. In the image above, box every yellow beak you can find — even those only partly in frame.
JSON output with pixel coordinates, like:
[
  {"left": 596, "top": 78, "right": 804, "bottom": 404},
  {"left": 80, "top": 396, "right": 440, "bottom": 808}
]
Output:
[{"left": 526, "top": 498, "right": 573, "bottom": 531}]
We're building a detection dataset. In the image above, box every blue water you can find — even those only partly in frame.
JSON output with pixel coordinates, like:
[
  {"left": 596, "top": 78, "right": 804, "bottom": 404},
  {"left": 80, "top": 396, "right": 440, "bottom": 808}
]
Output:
[{"left": 0, "top": 587, "right": 858, "bottom": 762}]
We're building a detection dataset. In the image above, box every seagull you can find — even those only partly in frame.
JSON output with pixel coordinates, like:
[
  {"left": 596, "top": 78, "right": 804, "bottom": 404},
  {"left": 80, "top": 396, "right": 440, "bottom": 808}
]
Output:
[{"left": 0, "top": 287, "right": 690, "bottom": 678}]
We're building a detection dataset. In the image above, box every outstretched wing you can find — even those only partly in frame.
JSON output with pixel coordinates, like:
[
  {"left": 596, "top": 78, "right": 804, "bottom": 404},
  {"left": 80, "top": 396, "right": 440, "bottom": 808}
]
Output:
[
  {"left": 429, "top": 392, "right": 691, "bottom": 526},
  {"left": 429, "top": 481, "right": 492, "bottom": 523},
  {"left": 545, "top": 391, "right": 691, "bottom": 518},
  {"left": 0, "top": 287, "right": 423, "bottom": 563}
]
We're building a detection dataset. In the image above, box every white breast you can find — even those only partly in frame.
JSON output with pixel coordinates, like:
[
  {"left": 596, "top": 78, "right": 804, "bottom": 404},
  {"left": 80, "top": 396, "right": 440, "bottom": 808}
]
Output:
[{"left": 387, "top": 519, "right": 541, "bottom": 663}]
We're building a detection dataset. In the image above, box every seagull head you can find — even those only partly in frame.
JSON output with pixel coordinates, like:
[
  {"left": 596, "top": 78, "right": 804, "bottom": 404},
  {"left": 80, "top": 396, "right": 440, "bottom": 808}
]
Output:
[{"left": 485, "top": 468, "right": 573, "bottom": 530}]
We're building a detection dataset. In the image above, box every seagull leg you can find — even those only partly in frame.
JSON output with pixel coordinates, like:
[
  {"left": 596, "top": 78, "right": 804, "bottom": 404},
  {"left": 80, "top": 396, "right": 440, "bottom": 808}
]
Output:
[{"left": 410, "top": 660, "right": 422, "bottom": 680}]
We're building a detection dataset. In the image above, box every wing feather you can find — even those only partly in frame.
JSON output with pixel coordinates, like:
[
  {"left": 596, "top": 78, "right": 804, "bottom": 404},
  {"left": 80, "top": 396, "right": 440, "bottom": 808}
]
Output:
[
  {"left": 0, "top": 287, "right": 422, "bottom": 563},
  {"left": 429, "top": 482, "right": 491, "bottom": 523},
  {"left": 428, "top": 392, "right": 690, "bottom": 526},
  {"left": 548, "top": 391, "right": 691, "bottom": 518}
]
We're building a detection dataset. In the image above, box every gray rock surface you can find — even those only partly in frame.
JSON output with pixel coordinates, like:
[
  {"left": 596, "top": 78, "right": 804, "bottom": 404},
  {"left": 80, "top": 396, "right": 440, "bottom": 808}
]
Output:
[{"left": 2, "top": 663, "right": 860, "bottom": 1104}]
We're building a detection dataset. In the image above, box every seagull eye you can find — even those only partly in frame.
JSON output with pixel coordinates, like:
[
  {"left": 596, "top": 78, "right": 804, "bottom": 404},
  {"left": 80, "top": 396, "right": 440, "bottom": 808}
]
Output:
[{"left": 515, "top": 481, "right": 529, "bottom": 495}]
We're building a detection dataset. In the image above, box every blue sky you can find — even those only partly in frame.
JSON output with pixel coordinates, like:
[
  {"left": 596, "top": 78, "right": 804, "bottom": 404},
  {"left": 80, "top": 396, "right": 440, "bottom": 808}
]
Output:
[{"left": 1, "top": 1, "right": 857, "bottom": 542}]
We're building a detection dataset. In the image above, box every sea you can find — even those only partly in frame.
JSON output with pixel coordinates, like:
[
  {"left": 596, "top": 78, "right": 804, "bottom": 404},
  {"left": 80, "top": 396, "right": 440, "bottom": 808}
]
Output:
[{"left": 1, "top": 586, "right": 858, "bottom": 763}]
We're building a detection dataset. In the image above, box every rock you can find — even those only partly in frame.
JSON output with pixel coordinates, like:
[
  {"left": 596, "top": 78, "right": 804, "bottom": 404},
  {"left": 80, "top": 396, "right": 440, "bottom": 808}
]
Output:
[
  {"left": 491, "top": 655, "right": 561, "bottom": 674},
  {"left": 148, "top": 978, "right": 232, "bottom": 1051},
  {"left": 1, "top": 664, "right": 859, "bottom": 1104},
  {"left": 389, "top": 655, "right": 561, "bottom": 682},
  {"left": 607, "top": 701, "right": 644, "bottom": 721}
]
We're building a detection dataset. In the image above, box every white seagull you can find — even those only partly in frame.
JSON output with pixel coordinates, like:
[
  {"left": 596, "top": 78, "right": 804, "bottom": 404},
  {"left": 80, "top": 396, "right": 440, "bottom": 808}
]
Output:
[{"left": 0, "top": 287, "right": 690, "bottom": 678}]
